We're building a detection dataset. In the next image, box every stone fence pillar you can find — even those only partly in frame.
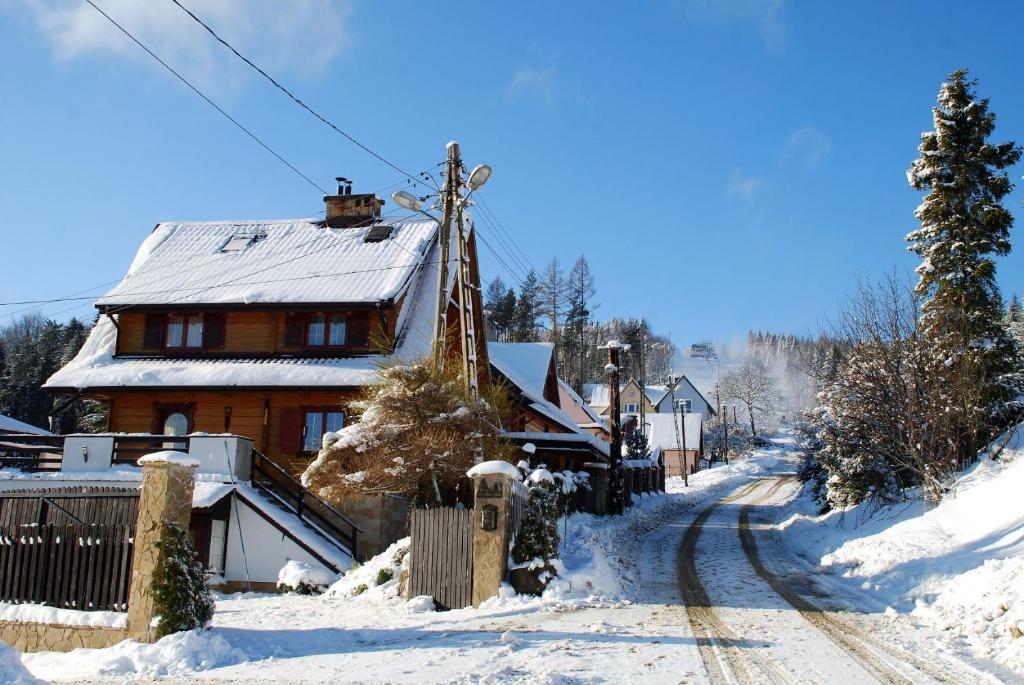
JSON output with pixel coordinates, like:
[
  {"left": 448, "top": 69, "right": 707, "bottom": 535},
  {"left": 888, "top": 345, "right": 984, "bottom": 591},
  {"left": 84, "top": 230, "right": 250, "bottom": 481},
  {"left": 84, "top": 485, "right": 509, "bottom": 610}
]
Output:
[
  {"left": 468, "top": 464, "right": 518, "bottom": 607},
  {"left": 126, "top": 452, "right": 198, "bottom": 643}
]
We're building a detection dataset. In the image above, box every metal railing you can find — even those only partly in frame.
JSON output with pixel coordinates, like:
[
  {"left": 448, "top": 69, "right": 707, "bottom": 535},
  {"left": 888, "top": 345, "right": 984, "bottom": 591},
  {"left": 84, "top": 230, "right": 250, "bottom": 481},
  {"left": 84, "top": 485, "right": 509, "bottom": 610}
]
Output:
[{"left": 249, "top": 449, "right": 361, "bottom": 558}]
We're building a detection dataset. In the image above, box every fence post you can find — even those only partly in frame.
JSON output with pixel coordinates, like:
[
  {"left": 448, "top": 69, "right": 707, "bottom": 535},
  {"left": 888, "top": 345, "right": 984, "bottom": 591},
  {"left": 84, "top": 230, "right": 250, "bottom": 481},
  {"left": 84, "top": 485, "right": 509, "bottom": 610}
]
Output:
[
  {"left": 125, "top": 452, "right": 197, "bottom": 643},
  {"left": 469, "top": 467, "right": 517, "bottom": 607}
]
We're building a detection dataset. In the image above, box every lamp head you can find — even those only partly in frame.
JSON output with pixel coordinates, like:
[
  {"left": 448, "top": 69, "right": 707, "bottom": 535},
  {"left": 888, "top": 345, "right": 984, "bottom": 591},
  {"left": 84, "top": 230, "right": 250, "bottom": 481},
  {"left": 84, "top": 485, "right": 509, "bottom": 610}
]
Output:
[
  {"left": 392, "top": 190, "right": 422, "bottom": 212},
  {"left": 467, "top": 164, "right": 492, "bottom": 191}
]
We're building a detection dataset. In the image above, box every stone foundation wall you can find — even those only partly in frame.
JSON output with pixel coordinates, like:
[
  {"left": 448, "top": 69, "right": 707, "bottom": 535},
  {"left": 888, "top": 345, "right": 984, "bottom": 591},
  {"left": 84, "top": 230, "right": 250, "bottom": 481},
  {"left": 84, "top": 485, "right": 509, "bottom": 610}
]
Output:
[
  {"left": 0, "top": 620, "right": 128, "bottom": 652},
  {"left": 339, "top": 493, "right": 409, "bottom": 560}
]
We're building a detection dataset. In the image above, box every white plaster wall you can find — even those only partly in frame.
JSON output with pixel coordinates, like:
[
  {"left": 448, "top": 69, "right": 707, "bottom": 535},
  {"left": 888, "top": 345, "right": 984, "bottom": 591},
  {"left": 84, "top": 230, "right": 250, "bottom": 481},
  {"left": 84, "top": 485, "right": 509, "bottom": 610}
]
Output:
[{"left": 223, "top": 497, "right": 331, "bottom": 585}]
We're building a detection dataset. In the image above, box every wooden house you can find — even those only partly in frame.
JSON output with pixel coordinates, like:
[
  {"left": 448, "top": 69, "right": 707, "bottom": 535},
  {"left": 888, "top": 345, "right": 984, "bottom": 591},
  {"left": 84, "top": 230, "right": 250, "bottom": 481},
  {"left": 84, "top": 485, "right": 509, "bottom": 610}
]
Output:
[{"left": 45, "top": 184, "right": 489, "bottom": 478}]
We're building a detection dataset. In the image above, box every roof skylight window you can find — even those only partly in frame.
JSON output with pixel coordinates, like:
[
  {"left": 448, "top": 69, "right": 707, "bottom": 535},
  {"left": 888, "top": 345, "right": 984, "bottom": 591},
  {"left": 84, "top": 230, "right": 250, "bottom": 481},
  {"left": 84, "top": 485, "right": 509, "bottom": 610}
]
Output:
[{"left": 220, "top": 233, "right": 266, "bottom": 253}]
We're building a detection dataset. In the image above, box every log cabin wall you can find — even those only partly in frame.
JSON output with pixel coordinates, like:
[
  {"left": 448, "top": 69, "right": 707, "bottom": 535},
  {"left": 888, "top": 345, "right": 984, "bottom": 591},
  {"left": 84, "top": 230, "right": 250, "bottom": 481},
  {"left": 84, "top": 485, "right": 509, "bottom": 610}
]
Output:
[
  {"left": 113, "top": 309, "right": 394, "bottom": 357},
  {"left": 107, "top": 389, "right": 357, "bottom": 475}
]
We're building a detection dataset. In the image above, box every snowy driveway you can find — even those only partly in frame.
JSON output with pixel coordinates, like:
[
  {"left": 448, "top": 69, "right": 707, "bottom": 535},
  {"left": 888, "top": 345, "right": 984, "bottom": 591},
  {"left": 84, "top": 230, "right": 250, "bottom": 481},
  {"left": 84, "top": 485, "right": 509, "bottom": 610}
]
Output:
[{"left": 22, "top": 448, "right": 1008, "bottom": 684}]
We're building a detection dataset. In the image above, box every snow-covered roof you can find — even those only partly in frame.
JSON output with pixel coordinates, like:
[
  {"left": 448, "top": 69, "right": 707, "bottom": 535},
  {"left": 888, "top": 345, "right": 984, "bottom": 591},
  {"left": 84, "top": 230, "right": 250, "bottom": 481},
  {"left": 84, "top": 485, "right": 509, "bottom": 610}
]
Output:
[
  {"left": 557, "top": 379, "right": 607, "bottom": 428},
  {"left": 586, "top": 383, "right": 610, "bottom": 408},
  {"left": 487, "top": 342, "right": 554, "bottom": 401},
  {"left": 646, "top": 412, "right": 702, "bottom": 451},
  {"left": 0, "top": 414, "right": 51, "bottom": 435},
  {"left": 45, "top": 221, "right": 442, "bottom": 391},
  {"left": 487, "top": 342, "right": 608, "bottom": 451},
  {"left": 96, "top": 218, "right": 438, "bottom": 308}
]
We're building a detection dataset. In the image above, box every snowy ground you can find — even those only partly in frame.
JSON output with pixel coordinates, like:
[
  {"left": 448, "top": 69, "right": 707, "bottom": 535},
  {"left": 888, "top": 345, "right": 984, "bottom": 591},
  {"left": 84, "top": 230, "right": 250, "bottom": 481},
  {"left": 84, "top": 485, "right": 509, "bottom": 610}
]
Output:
[{"left": 15, "top": 434, "right": 1022, "bottom": 683}]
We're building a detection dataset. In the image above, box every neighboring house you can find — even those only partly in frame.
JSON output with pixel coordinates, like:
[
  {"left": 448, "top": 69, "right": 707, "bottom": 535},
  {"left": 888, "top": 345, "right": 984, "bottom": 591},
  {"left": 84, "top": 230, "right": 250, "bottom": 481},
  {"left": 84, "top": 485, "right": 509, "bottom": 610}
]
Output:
[
  {"left": 557, "top": 379, "right": 609, "bottom": 440},
  {"left": 0, "top": 414, "right": 51, "bottom": 436},
  {"left": 647, "top": 412, "right": 703, "bottom": 477},
  {"left": 650, "top": 375, "right": 716, "bottom": 417},
  {"left": 488, "top": 342, "right": 609, "bottom": 471},
  {"left": 586, "top": 374, "right": 715, "bottom": 420},
  {"left": 44, "top": 184, "right": 488, "bottom": 478}
]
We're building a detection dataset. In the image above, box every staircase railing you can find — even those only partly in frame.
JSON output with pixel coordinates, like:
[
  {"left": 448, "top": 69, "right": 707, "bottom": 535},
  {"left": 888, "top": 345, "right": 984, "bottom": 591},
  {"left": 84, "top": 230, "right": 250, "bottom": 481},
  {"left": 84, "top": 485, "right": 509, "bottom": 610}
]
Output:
[{"left": 249, "top": 449, "right": 361, "bottom": 559}]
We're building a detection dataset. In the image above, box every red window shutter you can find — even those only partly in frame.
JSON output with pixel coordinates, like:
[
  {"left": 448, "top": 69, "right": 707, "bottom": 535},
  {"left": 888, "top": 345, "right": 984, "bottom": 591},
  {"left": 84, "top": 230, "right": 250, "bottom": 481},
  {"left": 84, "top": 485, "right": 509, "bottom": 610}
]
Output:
[
  {"left": 278, "top": 407, "right": 303, "bottom": 452},
  {"left": 203, "top": 313, "right": 226, "bottom": 350},
  {"left": 284, "top": 314, "right": 306, "bottom": 348},
  {"left": 143, "top": 314, "right": 165, "bottom": 350},
  {"left": 346, "top": 311, "right": 370, "bottom": 348}
]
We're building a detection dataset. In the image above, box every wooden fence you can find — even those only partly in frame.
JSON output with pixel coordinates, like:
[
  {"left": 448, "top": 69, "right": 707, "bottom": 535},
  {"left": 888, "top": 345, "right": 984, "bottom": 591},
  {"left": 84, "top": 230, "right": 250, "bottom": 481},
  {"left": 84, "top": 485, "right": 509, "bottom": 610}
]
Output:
[
  {"left": 408, "top": 507, "right": 473, "bottom": 610},
  {"left": 0, "top": 487, "right": 140, "bottom": 528},
  {"left": 0, "top": 524, "right": 135, "bottom": 612}
]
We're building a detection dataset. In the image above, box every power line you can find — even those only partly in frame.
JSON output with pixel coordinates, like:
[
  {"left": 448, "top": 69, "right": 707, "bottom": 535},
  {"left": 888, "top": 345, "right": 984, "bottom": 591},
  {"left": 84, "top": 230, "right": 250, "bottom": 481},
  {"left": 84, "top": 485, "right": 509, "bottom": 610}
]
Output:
[
  {"left": 475, "top": 192, "right": 536, "bottom": 274},
  {"left": 81, "top": 0, "right": 328, "bottom": 195},
  {"left": 169, "top": 0, "right": 425, "bottom": 188}
]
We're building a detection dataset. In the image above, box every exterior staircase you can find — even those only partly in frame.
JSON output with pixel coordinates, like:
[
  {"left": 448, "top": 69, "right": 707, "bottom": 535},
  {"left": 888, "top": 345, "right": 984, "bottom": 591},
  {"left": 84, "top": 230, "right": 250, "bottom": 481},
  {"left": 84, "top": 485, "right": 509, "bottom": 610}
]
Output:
[{"left": 247, "top": 449, "right": 362, "bottom": 565}]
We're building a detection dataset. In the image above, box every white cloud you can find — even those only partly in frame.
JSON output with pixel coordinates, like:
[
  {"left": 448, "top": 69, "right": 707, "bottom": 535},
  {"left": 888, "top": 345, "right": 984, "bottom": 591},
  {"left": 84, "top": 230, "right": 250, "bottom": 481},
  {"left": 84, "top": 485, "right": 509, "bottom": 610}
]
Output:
[
  {"left": 684, "top": 0, "right": 786, "bottom": 50},
  {"left": 783, "top": 126, "right": 832, "bottom": 167},
  {"left": 504, "top": 66, "right": 558, "bottom": 106},
  {"left": 15, "top": 0, "right": 351, "bottom": 88},
  {"left": 727, "top": 170, "right": 766, "bottom": 201}
]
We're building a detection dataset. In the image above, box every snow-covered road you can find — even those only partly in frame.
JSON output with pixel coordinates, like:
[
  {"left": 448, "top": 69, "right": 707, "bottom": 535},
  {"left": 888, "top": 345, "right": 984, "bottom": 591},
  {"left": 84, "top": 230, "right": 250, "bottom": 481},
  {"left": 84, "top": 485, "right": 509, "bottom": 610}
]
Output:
[{"left": 22, "top": 442, "right": 1010, "bottom": 684}]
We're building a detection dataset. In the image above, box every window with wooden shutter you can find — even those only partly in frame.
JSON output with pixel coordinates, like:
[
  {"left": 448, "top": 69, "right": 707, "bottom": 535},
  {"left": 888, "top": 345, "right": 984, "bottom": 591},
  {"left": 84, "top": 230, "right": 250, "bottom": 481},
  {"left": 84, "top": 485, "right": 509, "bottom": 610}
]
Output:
[
  {"left": 283, "top": 314, "right": 306, "bottom": 348},
  {"left": 278, "top": 407, "right": 303, "bottom": 452},
  {"left": 346, "top": 311, "right": 370, "bottom": 348},
  {"left": 203, "top": 313, "right": 227, "bottom": 350},
  {"left": 143, "top": 314, "right": 165, "bottom": 350}
]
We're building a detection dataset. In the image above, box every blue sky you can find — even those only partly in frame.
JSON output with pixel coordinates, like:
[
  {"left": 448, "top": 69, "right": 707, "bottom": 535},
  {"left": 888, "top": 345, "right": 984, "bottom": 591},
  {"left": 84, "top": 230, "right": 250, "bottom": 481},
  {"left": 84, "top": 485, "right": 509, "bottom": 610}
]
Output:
[{"left": 1, "top": 0, "right": 1022, "bottom": 346}]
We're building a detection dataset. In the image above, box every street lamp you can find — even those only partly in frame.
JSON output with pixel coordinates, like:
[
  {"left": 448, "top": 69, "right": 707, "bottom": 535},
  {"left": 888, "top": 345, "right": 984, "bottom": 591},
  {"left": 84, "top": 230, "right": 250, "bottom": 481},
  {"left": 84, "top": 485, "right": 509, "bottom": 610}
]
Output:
[
  {"left": 392, "top": 190, "right": 422, "bottom": 212},
  {"left": 467, "top": 164, "right": 492, "bottom": 191}
]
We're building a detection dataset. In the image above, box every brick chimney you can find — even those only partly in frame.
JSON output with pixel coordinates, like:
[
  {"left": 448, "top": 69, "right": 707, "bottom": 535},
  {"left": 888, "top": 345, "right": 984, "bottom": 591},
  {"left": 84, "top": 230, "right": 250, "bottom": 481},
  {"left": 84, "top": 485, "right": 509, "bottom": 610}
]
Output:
[{"left": 323, "top": 177, "right": 384, "bottom": 228}]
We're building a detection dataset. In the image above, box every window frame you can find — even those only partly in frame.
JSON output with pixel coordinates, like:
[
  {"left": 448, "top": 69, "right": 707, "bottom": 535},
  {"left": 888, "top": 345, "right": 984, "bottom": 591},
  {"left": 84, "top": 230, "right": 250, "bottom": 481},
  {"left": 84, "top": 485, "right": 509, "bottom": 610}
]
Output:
[
  {"left": 623, "top": 403, "right": 640, "bottom": 413},
  {"left": 675, "top": 398, "right": 692, "bottom": 413},
  {"left": 304, "top": 312, "right": 349, "bottom": 349},
  {"left": 164, "top": 314, "right": 205, "bottom": 350},
  {"left": 300, "top": 407, "right": 345, "bottom": 453}
]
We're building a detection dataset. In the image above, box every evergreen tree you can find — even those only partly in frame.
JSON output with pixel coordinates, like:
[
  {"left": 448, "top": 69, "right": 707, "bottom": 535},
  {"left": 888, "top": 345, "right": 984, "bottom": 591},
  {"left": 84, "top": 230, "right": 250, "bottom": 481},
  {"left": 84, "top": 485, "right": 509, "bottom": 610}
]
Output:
[
  {"left": 151, "top": 522, "right": 215, "bottom": 638},
  {"left": 510, "top": 480, "right": 560, "bottom": 566},
  {"left": 484, "top": 277, "right": 516, "bottom": 341},
  {"left": 624, "top": 428, "right": 650, "bottom": 460},
  {"left": 511, "top": 270, "right": 540, "bottom": 342},
  {"left": 906, "top": 68, "right": 1023, "bottom": 462}
]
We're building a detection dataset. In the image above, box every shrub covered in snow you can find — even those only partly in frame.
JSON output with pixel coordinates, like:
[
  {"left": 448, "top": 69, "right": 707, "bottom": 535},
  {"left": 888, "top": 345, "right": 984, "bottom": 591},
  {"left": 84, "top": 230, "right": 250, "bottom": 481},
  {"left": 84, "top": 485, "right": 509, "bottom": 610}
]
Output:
[
  {"left": 510, "top": 476, "right": 560, "bottom": 568},
  {"left": 327, "top": 538, "right": 413, "bottom": 606},
  {"left": 302, "top": 357, "right": 517, "bottom": 507},
  {"left": 277, "top": 560, "right": 336, "bottom": 595},
  {"left": 151, "top": 522, "right": 214, "bottom": 639}
]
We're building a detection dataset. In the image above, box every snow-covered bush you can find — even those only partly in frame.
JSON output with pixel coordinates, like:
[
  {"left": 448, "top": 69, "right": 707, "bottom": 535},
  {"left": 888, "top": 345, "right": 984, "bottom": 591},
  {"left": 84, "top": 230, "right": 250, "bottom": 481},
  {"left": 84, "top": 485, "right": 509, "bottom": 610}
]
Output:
[
  {"left": 302, "top": 356, "right": 516, "bottom": 507},
  {"left": 277, "top": 560, "right": 335, "bottom": 595},
  {"left": 510, "top": 474, "right": 560, "bottom": 568},
  {"left": 151, "top": 522, "right": 214, "bottom": 639}
]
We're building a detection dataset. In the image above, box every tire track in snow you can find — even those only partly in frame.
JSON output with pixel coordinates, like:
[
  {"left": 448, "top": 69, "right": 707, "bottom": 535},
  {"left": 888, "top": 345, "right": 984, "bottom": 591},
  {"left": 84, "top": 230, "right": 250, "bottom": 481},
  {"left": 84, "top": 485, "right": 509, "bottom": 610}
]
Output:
[
  {"left": 677, "top": 480, "right": 795, "bottom": 684},
  {"left": 737, "top": 476, "right": 966, "bottom": 685}
]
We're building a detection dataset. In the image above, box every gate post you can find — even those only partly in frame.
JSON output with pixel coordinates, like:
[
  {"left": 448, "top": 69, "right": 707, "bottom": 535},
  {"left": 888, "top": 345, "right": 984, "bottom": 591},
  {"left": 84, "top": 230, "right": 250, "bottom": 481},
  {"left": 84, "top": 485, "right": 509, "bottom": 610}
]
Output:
[
  {"left": 468, "top": 464, "right": 518, "bottom": 607},
  {"left": 126, "top": 451, "right": 198, "bottom": 643}
]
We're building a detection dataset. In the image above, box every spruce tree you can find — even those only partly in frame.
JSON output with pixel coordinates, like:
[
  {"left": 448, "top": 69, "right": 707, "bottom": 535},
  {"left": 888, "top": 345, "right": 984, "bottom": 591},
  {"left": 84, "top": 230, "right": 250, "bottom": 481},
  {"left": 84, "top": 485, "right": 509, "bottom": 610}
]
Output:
[
  {"left": 510, "top": 481, "right": 560, "bottom": 566},
  {"left": 906, "top": 68, "right": 1023, "bottom": 463},
  {"left": 151, "top": 522, "right": 214, "bottom": 638},
  {"left": 511, "top": 270, "right": 540, "bottom": 342}
]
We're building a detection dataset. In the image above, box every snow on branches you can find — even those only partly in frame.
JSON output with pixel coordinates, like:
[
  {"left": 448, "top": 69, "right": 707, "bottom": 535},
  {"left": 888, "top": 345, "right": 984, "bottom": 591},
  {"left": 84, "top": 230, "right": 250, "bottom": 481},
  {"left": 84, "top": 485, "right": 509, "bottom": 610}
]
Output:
[{"left": 301, "top": 357, "right": 517, "bottom": 507}]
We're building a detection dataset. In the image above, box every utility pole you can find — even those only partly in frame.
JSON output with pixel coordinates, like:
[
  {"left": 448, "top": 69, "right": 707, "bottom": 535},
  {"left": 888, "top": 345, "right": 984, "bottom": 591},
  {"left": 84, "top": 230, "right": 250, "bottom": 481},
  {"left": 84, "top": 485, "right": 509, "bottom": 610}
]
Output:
[
  {"left": 639, "top": 323, "right": 647, "bottom": 439},
  {"left": 680, "top": 397, "right": 689, "bottom": 487},
  {"left": 601, "top": 341, "right": 629, "bottom": 515},
  {"left": 431, "top": 143, "right": 458, "bottom": 370},
  {"left": 668, "top": 374, "right": 686, "bottom": 488},
  {"left": 723, "top": 402, "right": 729, "bottom": 466}
]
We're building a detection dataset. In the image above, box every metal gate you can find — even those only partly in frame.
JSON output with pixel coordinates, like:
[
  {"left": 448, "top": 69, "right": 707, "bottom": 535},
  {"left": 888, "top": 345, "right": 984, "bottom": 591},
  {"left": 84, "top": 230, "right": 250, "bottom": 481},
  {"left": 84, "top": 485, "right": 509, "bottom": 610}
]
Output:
[{"left": 408, "top": 507, "right": 473, "bottom": 610}]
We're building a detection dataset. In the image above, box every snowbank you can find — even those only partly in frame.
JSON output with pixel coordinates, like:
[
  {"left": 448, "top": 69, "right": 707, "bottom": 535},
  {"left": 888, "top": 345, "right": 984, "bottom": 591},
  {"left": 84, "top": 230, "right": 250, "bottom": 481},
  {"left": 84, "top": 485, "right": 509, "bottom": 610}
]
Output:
[
  {"left": 23, "top": 630, "right": 245, "bottom": 680},
  {"left": 277, "top": 560, "right": 337, "bottom": 592},
  {"left": 0, "top": 603, "right": 126, "bottom": 629},
  {"left": 781, "top": 445, "right": 1024, "bottom": 672},
  {"left": 0, "top": 642, "right": 45, "bottom": 684}
]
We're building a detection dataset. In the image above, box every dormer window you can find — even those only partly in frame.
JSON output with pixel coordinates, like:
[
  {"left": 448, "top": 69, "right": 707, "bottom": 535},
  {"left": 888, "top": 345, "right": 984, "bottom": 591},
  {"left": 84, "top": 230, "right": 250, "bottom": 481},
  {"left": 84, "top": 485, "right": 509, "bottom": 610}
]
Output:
[
  {"left": 166, "top": 314, "right": 204, "bottom": 348},
  {"left": 283, "top": 311, "right": 369, "bottom": 352}
]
